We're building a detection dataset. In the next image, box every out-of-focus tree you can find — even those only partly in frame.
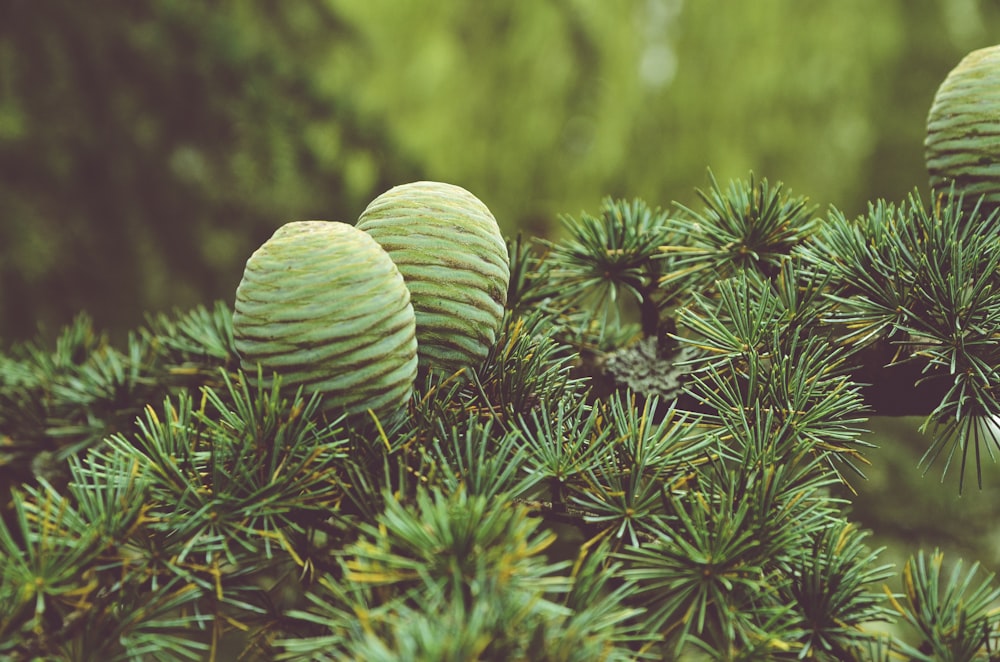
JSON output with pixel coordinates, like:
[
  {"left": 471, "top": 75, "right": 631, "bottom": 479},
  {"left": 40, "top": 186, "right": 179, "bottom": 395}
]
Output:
[
  {"left": 1, "top": 0, "right": 998, "bottom": 340},
  {"left": 0, "top": 0, "right": 418, "bottom": 339}
]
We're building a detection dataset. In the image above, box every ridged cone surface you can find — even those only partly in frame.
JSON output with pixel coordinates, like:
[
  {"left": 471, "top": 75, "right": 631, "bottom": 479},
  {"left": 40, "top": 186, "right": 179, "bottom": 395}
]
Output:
[
  {"left": 356, "top": 181, "right": 509, "bottom": 376},
  {"left": 926, "top": 44, "right": 1000, "bottom": 212},
  {"left": 233, "top": 221, "right": 417, "bottom": 420}
]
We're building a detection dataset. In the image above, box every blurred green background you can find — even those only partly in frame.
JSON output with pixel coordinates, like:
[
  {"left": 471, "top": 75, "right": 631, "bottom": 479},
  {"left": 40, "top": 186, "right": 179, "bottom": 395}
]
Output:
[
  {"left": 3, "top": 0, "right": 1000, "bottom": 619},
  {"left": 2, "top": 0, "right": 998, "bottom": 341}
]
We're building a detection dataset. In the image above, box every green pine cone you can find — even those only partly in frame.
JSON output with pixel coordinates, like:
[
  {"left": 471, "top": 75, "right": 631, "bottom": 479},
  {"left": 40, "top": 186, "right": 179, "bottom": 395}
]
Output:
[
  {"left": 926, "top": 44, "right": 1000, "bottom": 215},
  {"left": 356, "top": 181, "right": 510, "bottom": 377},
  {"left": 233, "top": 221, "right": 417, "bottom": 421}
]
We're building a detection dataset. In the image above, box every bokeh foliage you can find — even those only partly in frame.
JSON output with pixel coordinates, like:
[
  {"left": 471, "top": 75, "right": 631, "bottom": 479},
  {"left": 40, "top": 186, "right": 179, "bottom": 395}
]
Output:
[{"left": 2, "top": 0, "right": 999, "bottom": 340}]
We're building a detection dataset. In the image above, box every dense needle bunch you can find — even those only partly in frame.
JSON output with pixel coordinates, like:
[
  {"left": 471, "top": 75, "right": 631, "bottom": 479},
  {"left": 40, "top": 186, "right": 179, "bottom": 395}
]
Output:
[
  {"left": 3, "top": 174, "right": 1000, "bottom": 660},
  {"left": 798, "top": 191, "right": 1000, "bottom": 489}
]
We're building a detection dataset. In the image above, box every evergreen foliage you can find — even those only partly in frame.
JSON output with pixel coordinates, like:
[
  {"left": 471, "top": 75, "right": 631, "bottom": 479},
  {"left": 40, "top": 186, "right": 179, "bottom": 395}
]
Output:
[{"left": 5, "top": 175, "right": 1000, "bottom": 660}]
